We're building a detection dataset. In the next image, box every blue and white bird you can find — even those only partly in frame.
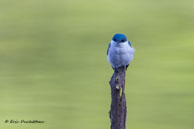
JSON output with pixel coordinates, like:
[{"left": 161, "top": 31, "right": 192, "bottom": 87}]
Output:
[{"left": 107, "top": 33, "right": 135, "bottom": 70}]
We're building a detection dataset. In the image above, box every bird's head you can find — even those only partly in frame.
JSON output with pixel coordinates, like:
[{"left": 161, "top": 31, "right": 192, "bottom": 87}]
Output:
[{"left": 112, "top": 33, "right": 127, "bottom": 43}]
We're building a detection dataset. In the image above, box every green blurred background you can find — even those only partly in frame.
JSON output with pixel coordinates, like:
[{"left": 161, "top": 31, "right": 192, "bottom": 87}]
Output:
[{"left": 1, "top": 0, "right": 194, "bottom": 129}]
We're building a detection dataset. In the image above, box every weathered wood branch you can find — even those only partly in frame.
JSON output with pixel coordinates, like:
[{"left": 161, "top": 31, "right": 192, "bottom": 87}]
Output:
[{"left": 109, "top": 66, "right": 127, "bottom": 129}]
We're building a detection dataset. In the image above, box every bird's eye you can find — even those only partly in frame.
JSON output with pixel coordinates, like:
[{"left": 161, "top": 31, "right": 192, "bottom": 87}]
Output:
[
  {"left": 113, "top": 38, "right": 116, "bottom": 41},
  {"left": 121, "top": 39, "right": 125, "bottom": 42}
]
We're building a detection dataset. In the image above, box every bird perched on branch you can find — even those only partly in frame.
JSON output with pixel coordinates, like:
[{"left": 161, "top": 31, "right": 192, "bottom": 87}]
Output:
[{"left": 107, "top": 33, "right": 134, "bottom": 70}]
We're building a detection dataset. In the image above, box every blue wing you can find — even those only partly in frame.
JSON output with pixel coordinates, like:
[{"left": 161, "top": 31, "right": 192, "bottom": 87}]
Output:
[
  {"left": 128, "top": 41, "right": 131, "bottom": 46},
  {"left": 107, "top": 43, "right": 111, "bottom": 55}
]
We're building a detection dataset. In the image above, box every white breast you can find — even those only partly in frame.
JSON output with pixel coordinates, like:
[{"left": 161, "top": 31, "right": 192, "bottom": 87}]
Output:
[{"left": 107, "top": 40, "right": 134, "bottom": 68}]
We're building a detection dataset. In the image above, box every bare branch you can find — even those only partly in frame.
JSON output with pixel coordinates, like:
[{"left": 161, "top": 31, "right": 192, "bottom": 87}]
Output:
[{"left": 109, "top": 66, "right": 127, "bottom": 129}]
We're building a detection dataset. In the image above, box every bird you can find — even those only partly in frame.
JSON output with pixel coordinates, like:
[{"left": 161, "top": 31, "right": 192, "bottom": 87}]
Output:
[{"left": 107, "top": 33, "right": 135, "bottom": 71}]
